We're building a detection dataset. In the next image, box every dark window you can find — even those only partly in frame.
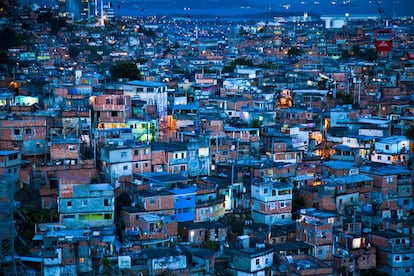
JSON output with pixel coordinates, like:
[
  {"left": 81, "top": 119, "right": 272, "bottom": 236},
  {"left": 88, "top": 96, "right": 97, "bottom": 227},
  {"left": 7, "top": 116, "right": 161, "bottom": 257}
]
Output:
[
  {"left": 104, "top": 199, "right": 109, "bottom": 206},
  {"left": 14, "top": 129, "right": 20, "bottom": 135},
  {"left": 50, "top": 179, "right": 58, "bottom": 189},
  {"left": 111, "top": 111, "right": 117, "bottom": 117},
  {"left": 9, "top": 153, "right": 18, "bottom": 160}
]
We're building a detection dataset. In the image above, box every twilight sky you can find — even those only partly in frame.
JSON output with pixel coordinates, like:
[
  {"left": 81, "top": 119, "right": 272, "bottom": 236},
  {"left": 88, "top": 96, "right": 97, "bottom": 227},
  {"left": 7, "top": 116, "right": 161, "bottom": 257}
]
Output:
[{"left": 115, "top": 0, "right": 414, "bottom": 17}]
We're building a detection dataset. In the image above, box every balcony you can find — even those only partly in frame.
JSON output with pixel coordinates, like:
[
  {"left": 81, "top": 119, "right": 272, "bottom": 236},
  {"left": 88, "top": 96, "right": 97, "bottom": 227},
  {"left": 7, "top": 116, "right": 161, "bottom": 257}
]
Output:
[
  {"left": 169, "top": 157, "right": 188, "bottom": 165},
  {"left": 397, "top": 178, "right": 412, "bottom": 185},
  {"left": 384, "top": 244, "right": 414, "bottom": 253},
  {"left": 196, "top": 195, "right": 225, "bottom": 208},
  {"left": 12, "top": 135, "right": 23, "bottom": 140}
]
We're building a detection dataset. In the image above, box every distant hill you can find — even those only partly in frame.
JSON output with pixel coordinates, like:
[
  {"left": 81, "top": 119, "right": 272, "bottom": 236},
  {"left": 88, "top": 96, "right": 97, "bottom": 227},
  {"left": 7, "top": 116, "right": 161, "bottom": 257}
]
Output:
[{"left": 135, "top": 0, "right": 257, "bottom": 10}]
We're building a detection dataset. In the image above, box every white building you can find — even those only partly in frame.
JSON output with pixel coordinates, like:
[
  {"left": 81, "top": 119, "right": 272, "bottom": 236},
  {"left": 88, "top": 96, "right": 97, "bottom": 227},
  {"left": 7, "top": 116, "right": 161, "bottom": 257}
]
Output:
[
  {"left": 226, "top": 235, "right": 274, "bottom": 276},
  {"left": 58, "top": 183, "right": 114, "bottom": 229},
  {"left": 371, "top": 136, "right": 409, "bottom": 165},
  {"left": 100, "top": 140, "right": 133, "bottom": 187},
  {"left": 122, "top": 80, "right": 168, "bottom": 124},
  {"left": 251, "top": 181, "right": 293, "bottom": 225}
]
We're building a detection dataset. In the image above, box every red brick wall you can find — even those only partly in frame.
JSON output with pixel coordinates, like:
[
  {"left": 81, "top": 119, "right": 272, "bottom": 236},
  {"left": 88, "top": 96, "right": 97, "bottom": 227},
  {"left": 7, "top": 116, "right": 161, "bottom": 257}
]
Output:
[
  {"left": 319, "top": 196, "right": 336, "bottom": 211},
  {"left": 166, "top": 222, "right": 178, "bottom": 236},
  {"left": 369, "top": 234, "right": 389, "bottom": 247},
  {"left": 61, "top": 243, "right": 76, "bottom": 265},
  {"left": 95, "top": 110, "right": 126, "bottom": 123},
  {"left": 151, "top": 150, "right": 165, "bottom": 166},
  {"left": 274, "top": 142, "right": 287, "bottom": 152},
  {"left": 258, "top": 200, "right": 292, "bottom": 214},
  {"left": 132, "top": 147, "right": 151, "bottom": 162},
  {"left": 371, "top": 174, "right": 397, "bottom": 192},
  {"left": 132, "top": 161, "right": 151, "bottom": 174},
  {"left": 356, "top": 248, "right": 376, "bottom": 270},
  {"left": 0, "top": 119, "right": 47, "bottom": 150},
  {"left": 144, "top": 195, "right": 174, "bottom": 211},
  {"left": 51, "top": 143, "right": 79, "bottom": 160},
  {"left": 300, "top": 188, "right": 317, "bottom": 208}
]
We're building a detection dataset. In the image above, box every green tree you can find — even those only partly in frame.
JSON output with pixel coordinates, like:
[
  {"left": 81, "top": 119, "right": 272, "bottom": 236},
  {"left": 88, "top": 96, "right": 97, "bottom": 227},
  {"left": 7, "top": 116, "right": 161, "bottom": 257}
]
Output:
[
  {"left": 37, "top": 9, "right": 67, "bottom": 35},
  {"left": 361, "top": 48, "right": 378, "bottom": 62},
  {"left": 163, "top": 46, "right": 171, "bottom": 56},
  {"left": 138, "top": 25, "right": 156, "bottom": 37},
  {"left": 50, "top": 17, "right": 67, "bottom": 35},
  {"left": 86, "top": 45, "right": 109, "bottom": 62},
  {"left": 136, "top": 57, "right": 148, "bottom": 64},
  {"left": 341, "top": 49, "right": 351, "bottom": 60},
  {"left": 351, "top": 44, "right": 361, "bottom": 58},
  {"left": 250, "top": 118, "right": 262, "bottom": 128},
  {"left": 0, "top": 27, "right": 18, "bottom": 50},
  {"left": 109, "top": 61, "right": 141, "bottom": 80},
  {"left": 317, "top": 78, "right": 328, "bottom": 90},
  {"left": 292, "top": 185, "right": 307, "bottom": 220},
  {"left": 405, "top": 125, "right": 414, "bottom": 140},
  {"left": 239, "top": 27, "right": 249, "bottom": 36},
  {"left": 21, "top": 21, "right": 30, "bottom": 31},
  {"left": 0, "top": 28, "right": 17, "bottom": 73},
  {"left": 201, "top": 240, "right": 220, "bottom": 251},
  {"left": 37, "top": 9, "right": 53, "bottom": 24},
  {"left": 222, "top": 57, "right": 254, "bottom": 74},
  {"left": 288, "top": 46, "right": 302, "bottom": 57},
  {"left": 336, "top": 91, "right": 353, "bottom": 105},
  {"left": 68, "top": 45, "right": 81, "bottom": 59},
  {"left": 0, "top": 0, "right": 17, "bottom": 16}
]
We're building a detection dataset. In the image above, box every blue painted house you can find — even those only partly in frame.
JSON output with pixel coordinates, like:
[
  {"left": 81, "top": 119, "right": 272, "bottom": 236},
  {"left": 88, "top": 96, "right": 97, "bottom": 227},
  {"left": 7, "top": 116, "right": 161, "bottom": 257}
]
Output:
[
  {"left": 134, "top": 172, "right": 197, "bottom": 222},
  {"left": 169, "top": 186, "right": 197, "bottom": 222}
]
